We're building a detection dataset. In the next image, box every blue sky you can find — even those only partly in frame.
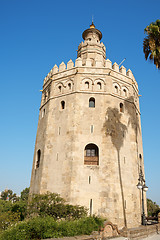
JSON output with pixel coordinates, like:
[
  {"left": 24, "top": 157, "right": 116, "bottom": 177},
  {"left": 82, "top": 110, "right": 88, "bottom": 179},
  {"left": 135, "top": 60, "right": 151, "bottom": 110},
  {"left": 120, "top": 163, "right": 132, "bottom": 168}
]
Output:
[{"left": 0, "top": 0, "right": 160, "bottom": 204}]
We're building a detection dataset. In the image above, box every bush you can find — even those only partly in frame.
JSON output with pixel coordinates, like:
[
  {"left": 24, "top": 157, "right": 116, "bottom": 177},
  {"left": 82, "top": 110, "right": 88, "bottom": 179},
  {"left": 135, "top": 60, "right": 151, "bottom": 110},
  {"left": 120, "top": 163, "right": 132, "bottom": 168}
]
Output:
[
  {"left": 27, "top": 192, "right": 87, "bottom": 220},
  {"left": 0, "top": 200, "right": 22, "bottom": 232},
  {"left": 0, "top": 188, "right": 29, "bottom": 232},
  {"left": 147, "top": 198, "right": 160, "bottom": 216},
  {"left": 0, "top": 216, "right": 104, "bottom": 240}
]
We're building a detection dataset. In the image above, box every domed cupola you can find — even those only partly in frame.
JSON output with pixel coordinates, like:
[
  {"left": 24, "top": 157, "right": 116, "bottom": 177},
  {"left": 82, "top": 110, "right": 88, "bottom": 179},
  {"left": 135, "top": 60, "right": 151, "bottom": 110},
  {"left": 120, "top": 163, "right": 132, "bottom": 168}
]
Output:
[{"left": 77, "top": 22, "right": 106, "bottom": 66}]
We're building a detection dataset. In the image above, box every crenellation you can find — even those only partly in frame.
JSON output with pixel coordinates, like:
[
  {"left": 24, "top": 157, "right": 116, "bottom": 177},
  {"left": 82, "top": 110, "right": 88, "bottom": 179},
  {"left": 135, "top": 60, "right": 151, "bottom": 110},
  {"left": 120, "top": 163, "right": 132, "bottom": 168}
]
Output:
[
  {"left": 75, "top": 57, "right": 82, "bottom": 67},
  {"left": 67, "top": 59, "right": 74, "bottom": 69},
  {"left": 105, "top": 59, "right": 112, "bottom": 68},
  {"left": 52, "top": 64, "right": 59, "bottom": 74},
  {"left": 126, "top": 69, "right": 133, "bottom": 79},
  {"left": 112, "top": 62, "right": 119, "bottom": 72},
  {"left": 59, "top": 62, "right": 66, "bottom": 72},
  {"left": 120, "top": 65, "right": 126, "bottom": 75}
]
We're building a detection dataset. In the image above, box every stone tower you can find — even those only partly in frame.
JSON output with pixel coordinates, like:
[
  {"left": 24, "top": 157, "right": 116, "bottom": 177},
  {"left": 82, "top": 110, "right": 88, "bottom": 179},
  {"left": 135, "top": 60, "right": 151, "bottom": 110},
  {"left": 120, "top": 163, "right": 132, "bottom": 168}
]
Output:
[{"left": 30, "top": 23, "right": 147, "bottom": 229}]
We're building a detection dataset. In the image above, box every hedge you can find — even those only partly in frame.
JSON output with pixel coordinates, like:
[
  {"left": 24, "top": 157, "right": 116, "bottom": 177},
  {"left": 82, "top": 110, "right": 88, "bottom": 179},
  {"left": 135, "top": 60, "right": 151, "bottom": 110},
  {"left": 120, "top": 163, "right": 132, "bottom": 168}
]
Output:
[{"left": 0, "top": 216, "right": 104, "bottom": 240}]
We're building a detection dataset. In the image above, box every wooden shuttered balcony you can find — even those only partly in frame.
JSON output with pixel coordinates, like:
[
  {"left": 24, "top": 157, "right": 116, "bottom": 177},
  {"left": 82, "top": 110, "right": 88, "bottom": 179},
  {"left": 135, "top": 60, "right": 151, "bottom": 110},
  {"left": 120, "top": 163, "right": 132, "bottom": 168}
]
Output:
[{"left": 84, "top": 156, "right": 99, "bottom": 165}]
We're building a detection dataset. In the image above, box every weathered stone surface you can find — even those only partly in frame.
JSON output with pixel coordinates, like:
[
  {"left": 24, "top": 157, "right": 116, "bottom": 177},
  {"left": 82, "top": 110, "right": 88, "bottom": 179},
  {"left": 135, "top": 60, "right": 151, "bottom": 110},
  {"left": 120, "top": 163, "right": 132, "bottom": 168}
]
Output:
[{"left": 30, "top": 23, "right": 147, "bottom": 230}]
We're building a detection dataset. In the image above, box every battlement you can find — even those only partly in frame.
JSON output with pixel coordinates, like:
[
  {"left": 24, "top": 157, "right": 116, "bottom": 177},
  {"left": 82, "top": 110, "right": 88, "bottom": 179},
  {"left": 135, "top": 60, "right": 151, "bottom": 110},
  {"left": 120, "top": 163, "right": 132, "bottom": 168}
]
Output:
[{"left": 43, "top": 58, "right": 137, "bottom": 86}]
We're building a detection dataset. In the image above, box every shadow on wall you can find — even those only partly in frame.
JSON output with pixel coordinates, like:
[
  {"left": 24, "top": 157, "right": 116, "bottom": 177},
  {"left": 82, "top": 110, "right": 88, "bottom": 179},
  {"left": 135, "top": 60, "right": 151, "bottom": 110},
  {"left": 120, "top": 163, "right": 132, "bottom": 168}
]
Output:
[{"left": 103, "top": 97, "right": 140, "bottom": 228}]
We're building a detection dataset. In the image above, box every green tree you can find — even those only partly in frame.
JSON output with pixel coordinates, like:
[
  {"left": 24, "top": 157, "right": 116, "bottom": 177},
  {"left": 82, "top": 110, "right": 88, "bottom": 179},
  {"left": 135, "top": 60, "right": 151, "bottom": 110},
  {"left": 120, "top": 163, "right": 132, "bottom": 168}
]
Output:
[
  {"left": 0, "top": 187, "right": 30, "bottom": 232},
  {"left": 147, "top": 198, "right": 160, "bottom": 216},
  {"left": 0, "top": 200, "right": 21, "bottom": 232},
  {"left": 20, "top": 187, "right": 29, "bottom": 201},
  {"left": 0, "top": 189, "right": 19, "bottom": 202},
  {"left": 27, "top": 192, "right": 87, "bottom": 219},
  {"left": 143, "top": 19, "right": 160, "bottom": 69}
]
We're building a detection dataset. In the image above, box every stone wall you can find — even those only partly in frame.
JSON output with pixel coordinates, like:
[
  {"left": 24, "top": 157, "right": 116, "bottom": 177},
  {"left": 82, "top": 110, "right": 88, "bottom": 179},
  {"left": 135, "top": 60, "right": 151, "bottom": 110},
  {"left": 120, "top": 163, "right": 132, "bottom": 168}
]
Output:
[{"left": 30, "top": 24, "right": 147, "bottom": 230}]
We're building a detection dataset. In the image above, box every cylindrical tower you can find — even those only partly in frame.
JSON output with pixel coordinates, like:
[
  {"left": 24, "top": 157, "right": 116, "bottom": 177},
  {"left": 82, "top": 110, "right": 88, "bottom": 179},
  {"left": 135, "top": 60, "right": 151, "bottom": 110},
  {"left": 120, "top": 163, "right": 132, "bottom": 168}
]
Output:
[{"left": 30, "top": 23, "right": 147, "bottom": 229}]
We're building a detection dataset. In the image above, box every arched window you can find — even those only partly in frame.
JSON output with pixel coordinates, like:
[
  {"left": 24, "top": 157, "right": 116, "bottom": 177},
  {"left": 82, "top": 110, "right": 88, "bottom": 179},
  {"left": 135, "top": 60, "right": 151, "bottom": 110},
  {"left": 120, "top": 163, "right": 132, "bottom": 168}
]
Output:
[
  {"left": 48, "top": 89, "right": 50, "bottom": 99},
  {"left": 36, "top": 149, "right": 41, "bottom": 168},
  {"left": 42, "top": 108, "right": 45, "bottom": 118},
  {"left": 120, "top": 103, "right": 124, "bottom": 113},
  {"left": 68, "top": 83, "right": 71, "bottom": 90},
  {"left": 44, "top": 91, "right": 47, "bottom": 101},
  {"left": 85, "top": 81, "right": 89, "bottom": 89},
  {"left": 97, "top": 82, "right": 102, "bottom": 90},
  {"left": 89, "top": 98, "right": 95, "bottom": 108},
  {"left": 58, "top": 86, "right": 62, "bottom": 92},
  {"left": 115, "top": 85, "right": 118, "bottom": 93},
  {"left": 123, "top": 89, "right": 127, "bottom": 97},
  {"left": 84, "top": 143, "right": 99, "bottom": 165},
  {"left": 61, "top": 101, "right": 65, "bottom": 109}
]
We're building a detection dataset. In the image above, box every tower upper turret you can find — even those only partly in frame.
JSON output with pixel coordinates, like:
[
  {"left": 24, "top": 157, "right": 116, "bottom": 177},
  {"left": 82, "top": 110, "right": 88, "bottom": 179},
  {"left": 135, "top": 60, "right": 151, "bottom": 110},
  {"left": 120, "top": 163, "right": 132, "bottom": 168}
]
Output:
[
  {"left": 82, "top": 22, "right": 102, "bottom": 41},
  {"left": 77, "top": 22, "right": 106, "bottom": 66}
]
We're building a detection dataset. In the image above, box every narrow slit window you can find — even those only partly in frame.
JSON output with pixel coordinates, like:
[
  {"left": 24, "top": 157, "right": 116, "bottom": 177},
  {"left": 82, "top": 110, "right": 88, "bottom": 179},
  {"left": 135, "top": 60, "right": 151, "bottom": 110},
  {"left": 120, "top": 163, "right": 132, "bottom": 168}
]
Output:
[
  {"left": 120, "top": 103, "right": 124, "bottom": 113},
  {"left": 91, "top": 125, "right": 93, "bottom": 133},
  {"left": 61, "top": 101, "right": 65, "bottom": 109},
  {"left": 36, "top": 149, "right": 41, "bottom": 168},
  {"left": 42, "top": 108, "right": 45, "bottom": 118},
  {"left": 58, "top": 86, "right": 62, "bottom": 92},
  {"left": 123, "top": 89, "right": 127, "bottom": 97},
  {"left": 115, "top": 85, "right": 118, "bottom": 93},
  {"left": 44, "top": 92, "right": 47, "bottom": 101},
  {"left": 68, "top": 83, "right": 71, "bottom": 90},
  {"left": 90, "top": 199, "right": 92, "bottom": 215},
  {"left": 89, "top": 176, "right": 91, "bottom": 184}
]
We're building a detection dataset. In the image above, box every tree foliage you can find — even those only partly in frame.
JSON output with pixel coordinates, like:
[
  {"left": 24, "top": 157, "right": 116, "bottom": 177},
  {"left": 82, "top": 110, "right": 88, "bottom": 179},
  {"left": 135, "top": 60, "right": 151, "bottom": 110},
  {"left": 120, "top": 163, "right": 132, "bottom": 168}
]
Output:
[
  {"left": 20, "top": 187, "right": 29, "bottom": 201},
  {"left": 0, "top": 188, "right": 29, "bottom": 232},
  {"left": 0, "top": 190, "right": 19, "bottom": 202},
  {"left": 27, "top": 192, "right": 87, "bottom": 220},
  {"left": 147, "top": 198, "right": 160, "bottom": 216},
  {"left": 0, "top": 216, "right": 104, "bottom": 240},
  {"left": 0, "top": 189, "right": 88, "bottom": 235},
  {"left": 143, "top": 19, "right": 160, "bottom": 69}
]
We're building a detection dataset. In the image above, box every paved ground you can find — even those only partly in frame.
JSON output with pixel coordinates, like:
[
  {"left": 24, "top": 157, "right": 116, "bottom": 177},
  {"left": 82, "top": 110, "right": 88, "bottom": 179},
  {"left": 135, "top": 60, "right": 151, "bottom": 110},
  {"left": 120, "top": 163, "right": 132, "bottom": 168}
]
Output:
[
  {"left": 110, "top": 233, "right": 160, "bottom": 240},
  {"left": 141, "top": 234, "right": 160, "bottom": 240}
]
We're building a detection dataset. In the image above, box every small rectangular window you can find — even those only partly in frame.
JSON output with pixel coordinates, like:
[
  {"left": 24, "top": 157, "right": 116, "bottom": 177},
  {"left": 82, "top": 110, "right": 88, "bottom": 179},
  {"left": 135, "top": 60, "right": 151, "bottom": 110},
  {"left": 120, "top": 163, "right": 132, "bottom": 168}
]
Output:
[
  {"left": 91, "top": 125, "right": 93, "bottom": 133},
  {"left": 90, "top": 199, "right": 92, "bottom": 215},
  {"left": 58, "top": 127, "right": 61, "bottom": 135},
  {"left": 89, "top": 176, "right": 91, "bottom": 184}
]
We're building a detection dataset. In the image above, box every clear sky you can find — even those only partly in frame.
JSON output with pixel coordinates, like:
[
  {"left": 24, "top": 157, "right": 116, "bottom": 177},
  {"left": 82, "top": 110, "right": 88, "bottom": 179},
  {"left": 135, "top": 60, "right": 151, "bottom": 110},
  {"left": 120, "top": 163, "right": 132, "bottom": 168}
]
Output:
[{"left": 0, "top": 0, "right": 160, "bottom": 205}]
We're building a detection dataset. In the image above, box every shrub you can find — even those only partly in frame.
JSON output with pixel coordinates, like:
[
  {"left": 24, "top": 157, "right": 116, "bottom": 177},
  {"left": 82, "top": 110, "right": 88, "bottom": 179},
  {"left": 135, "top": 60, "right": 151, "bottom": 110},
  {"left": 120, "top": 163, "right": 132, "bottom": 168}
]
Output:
[
  {"left": 0, "top": 216, "right": 104, "bottom": 240},
  {"left": 0, "top": 200, "right": 22, "bottom": 232},
  {"left": 147, "top": 198, "right": 160, "bottom": 216},
  {"left": 27, "top": 192, "right": 87, "bottom": 220}
]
